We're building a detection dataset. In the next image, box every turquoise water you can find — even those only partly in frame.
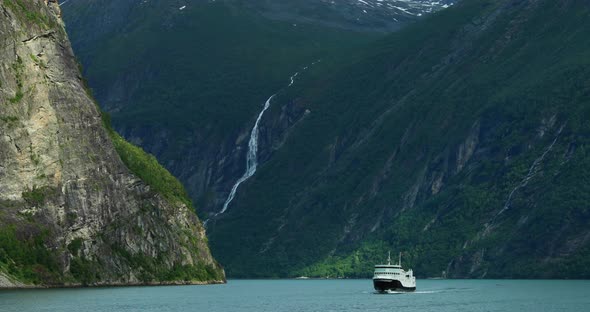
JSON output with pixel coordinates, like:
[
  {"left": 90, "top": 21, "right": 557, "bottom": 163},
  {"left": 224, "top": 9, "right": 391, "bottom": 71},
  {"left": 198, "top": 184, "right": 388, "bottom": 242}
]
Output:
[{"left": 1, "top": 280, "right": 589, "bottom": 312}]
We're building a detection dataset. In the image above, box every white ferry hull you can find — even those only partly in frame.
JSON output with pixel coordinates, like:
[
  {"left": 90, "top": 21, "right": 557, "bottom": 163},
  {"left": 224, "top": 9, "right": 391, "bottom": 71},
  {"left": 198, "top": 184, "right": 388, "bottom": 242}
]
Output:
[{"left": 373, "top": 278, "right": 416, "bottom": 293}]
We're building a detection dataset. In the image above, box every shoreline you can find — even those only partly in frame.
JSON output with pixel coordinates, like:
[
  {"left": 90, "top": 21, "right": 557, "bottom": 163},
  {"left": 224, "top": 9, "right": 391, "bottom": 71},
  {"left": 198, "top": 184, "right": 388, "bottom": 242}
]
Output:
[{"left": 0, "top": 279, "right": 226, "bottom": 291}]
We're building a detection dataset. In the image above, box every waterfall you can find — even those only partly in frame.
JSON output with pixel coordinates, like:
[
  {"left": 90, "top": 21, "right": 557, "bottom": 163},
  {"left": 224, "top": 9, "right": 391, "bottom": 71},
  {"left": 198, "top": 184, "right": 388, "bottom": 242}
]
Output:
[
  {"left": 204, "top": 68, "right": 310, "bottom": 226},
  {"left": 289, "top": 72, "right": 299, "bottom": 87},
  {"left": 218, "top": 94, "right": 275, "bottom": 215},
  {"left": 483, "top": 123, "right": 565, "bottom": 233},
  {"left": 498, "top": 124, "right": 565, "bottom": 216}
]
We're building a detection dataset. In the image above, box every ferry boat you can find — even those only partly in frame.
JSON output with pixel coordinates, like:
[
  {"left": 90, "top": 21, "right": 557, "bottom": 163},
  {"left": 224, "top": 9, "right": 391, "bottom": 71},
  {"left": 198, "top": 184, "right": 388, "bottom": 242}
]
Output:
[{"left": 373, "top": 252, "right": 416, "bottom": 293}]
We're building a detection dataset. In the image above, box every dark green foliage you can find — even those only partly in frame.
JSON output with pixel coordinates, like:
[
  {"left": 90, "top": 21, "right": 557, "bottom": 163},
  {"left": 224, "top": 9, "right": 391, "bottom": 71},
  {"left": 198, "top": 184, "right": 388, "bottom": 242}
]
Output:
[
  {"left": 0, "top": 116, "right": 18, "bottom": 122},
  {"left": 66, "top": 211, "right": 78, "bottom": 225},
  {"left": 7, "top": 56, "right": 24, "bottom": 104},
  {"left": 0, "top": 225, "right": 60, "bottom": 284},
  {"left": 162, "top": 263, "right": 224, "bottom": 282},
  {"left": 110, "top": 243, "right": 222, "bottom": 283},
  {"left": 21, "top": 186, "right": 55, "bottom": 206},
  {"left": 8, "top": 90, "right": 23, "bottom": 104},
  {"left": 67, "top": 238, "right": 83, "bottom": 256},
  {"left": 29, "top": 53, "right": 47, "bottom": 68},
  {"left": 69, "top": 257, "right": 101, "bottom": 285},
  {"left": 0, "top": 116, "right": 19, "bottom": 128}
]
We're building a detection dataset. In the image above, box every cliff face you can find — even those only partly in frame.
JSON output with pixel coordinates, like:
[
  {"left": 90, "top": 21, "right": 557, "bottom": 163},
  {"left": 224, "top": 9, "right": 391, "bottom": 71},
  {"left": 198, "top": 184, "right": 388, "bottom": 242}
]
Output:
[{"left": 0, "top": 0, "right": 224, "bottom": 287}]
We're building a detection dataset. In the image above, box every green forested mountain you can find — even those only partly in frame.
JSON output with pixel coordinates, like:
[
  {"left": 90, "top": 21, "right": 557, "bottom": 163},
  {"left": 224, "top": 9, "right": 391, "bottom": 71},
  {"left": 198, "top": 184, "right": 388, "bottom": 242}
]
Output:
[
  {"left": 64, "top": 0, "right": 590, "bottom": 279},
  {"left": 208, "top": 0, "right": 590, "bottom": 278}
]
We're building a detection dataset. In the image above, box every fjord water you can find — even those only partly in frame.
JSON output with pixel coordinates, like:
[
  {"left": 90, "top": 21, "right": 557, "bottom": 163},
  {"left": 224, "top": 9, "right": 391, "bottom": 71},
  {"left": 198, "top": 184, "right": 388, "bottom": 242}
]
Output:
[{"left": 2, "top": 280, "right": 589, "bottom": 312}]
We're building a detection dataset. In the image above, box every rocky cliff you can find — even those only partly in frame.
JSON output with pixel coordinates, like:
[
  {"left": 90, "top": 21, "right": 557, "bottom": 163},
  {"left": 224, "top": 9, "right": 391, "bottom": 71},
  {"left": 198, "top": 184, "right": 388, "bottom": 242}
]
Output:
[{"left": 0, "top": 0, "right": 224, "bottom": 287}]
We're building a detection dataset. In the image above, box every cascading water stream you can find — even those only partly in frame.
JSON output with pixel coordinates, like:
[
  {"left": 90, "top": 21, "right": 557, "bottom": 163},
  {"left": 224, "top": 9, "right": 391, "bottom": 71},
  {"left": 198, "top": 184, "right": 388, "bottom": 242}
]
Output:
[
  {"left": 217, "top": 93, "right": 275, "bottom": 216},
  {"left": 204, "top": 63, "right": 319, "bottom": 226},
  {"left": 289, "top": 73, "right": 299, "bottom": 87},
  {"left": 481, "top": 123, "right": 565, "bottom": 234}
]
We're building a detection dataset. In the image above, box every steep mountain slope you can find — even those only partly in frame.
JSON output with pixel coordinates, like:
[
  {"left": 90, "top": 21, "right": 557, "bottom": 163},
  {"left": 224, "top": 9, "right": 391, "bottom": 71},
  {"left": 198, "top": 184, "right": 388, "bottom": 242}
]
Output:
[
  {"left": 61, "top": 0, "right": 381, "bottom": 219},
  {"left": 206, "top": 0, "right": 590, "bottom": 278},
  {"left": 0, "top": 0, "right": 223, "bottom": 287}
]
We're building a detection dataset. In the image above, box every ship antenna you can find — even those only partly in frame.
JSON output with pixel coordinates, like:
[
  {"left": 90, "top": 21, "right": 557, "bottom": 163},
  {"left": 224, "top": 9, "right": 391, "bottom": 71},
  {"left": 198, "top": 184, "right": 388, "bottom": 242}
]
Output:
[{"left": 387, "top": 251, "right": 391, "bottom": 265}]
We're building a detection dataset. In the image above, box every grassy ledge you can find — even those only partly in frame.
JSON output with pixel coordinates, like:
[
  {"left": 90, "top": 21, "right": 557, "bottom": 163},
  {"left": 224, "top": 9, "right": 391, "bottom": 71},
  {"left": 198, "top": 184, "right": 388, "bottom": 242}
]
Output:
[{"left": 106, "top": 122, "right": 193, "bottom": 209}]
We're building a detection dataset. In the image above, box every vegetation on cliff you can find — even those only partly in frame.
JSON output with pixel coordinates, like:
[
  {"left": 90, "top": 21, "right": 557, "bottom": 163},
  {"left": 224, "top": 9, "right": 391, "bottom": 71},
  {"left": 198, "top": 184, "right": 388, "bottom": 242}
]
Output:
[{"left": 101, "top": 112, "right": 194, "bottom": 209}]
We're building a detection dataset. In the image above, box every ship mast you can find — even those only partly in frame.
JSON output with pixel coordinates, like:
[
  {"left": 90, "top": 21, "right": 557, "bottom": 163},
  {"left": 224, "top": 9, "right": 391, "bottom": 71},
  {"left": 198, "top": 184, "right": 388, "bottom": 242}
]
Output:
[
  {"left": 387, "top": 251, "right": 391, "bottom": 265},
  {"left": 399, "top": 252, "right": 402, "bottom": 266}
]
